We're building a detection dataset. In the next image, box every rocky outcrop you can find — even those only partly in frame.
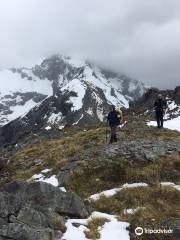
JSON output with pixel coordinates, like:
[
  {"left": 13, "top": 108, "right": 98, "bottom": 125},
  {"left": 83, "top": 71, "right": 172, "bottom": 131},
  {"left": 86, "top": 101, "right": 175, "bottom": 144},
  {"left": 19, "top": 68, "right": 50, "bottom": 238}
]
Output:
[
  {"left": 57, "top": 124, "right": 180, "bottom": 187},
  {"left": 98, "top": 139, "right": 180, "bottom": 163},
  {"left": 0, "top": 181, "right": 89, "bottom": 240}
]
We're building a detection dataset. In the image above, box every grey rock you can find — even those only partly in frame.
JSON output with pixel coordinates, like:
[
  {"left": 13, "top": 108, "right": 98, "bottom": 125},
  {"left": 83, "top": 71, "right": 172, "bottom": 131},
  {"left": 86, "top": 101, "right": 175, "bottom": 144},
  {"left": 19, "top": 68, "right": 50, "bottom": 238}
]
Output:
[
  {"left": 172, "top": 224, "right": 180, "bottom": 238},
  {"left": 57, "top": 161, "right": 80, "bottom": 187},
  {"left": 17, "top": 207, "right": 52, "bottom": 228},
  {"left": 2, "top": 181, "right": 89, "bottom": 218},
  {"left": 72, "top": 222, "right": 81, "bottom": 228},
  {"left": 0, "top": 223, "right": 58, "bottom": 240},
  {"left": 57, "top": 170, "right": 71, "bottom": 187},
  {"left": 0, "top": 181, "right": 90, "bottom": 240},
  {"left": 0, "top": 191, "right": 22, "bottom": 219},
  {"left": 98, "top": 140, "right": 180, "bottom": 163},
  {"left": 34, "top": 159, "right": 43, "bottom": 166}
]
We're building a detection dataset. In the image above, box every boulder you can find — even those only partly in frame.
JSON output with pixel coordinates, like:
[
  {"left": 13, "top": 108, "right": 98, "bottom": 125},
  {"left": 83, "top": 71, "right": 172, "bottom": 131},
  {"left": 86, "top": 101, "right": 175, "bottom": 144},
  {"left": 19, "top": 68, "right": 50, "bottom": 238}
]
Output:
[{"left": 0, "top": 181, "right": 89, "bottom": 240}]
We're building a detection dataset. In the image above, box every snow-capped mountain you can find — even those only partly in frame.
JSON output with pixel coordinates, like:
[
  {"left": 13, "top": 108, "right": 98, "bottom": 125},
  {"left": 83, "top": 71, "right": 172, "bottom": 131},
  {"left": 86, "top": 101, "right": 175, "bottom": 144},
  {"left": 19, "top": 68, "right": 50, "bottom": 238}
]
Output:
[
  {"left": 0, "top": 54, "right": 148, "bottom": 146},
  {"left": 0, "top": 55, "right": 147, "bottom": 128},
  {"left": 0, "top": 68, "right": 51, "bottom": 126}
]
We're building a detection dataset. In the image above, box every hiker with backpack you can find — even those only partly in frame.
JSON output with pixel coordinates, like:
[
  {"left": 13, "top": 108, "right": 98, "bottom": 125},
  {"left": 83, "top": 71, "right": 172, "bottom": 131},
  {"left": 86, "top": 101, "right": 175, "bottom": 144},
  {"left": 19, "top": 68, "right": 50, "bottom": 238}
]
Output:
[
  {"left": 154, "top": 94, "right": 167, "bottom": 128},
  {"left": 107, "top": 105, "right": 123, "bottom": 143}
]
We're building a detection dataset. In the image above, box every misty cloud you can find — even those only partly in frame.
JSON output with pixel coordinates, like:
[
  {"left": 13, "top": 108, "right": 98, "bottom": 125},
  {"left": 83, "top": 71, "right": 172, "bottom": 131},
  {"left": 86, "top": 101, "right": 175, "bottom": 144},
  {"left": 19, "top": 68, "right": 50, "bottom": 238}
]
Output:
[{"left": 0, "top": 0, "right": 180, "bottom": 88}]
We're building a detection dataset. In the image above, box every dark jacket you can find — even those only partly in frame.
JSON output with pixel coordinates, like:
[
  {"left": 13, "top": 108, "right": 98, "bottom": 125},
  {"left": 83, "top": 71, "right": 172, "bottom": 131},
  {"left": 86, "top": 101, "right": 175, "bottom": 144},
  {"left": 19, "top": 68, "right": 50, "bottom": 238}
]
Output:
[
  {"left": 154, "top": 99, "right": 167, "bottom": 115},
  {"left": 107, "top": 110, "right": 121, "bottom": 126}
]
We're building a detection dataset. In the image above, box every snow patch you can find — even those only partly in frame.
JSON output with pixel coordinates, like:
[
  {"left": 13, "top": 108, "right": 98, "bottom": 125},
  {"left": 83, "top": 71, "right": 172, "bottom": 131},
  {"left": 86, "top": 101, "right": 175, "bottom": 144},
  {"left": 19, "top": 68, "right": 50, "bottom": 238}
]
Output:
[
  {"left": 62, "top": 79, "right": 86, "bottom": 111},
  {"left": 161, "top": 182, "right": 180, "bottom": 191},
  {"left": 60, "top": 187, "right": 67, "bottom": 192},
  {"left": 31, "top": 174, "right": 58, "bottom": 187},
  {"left": 6, "top": 99, "right": 37, "bottom": 122},
  {"left": 89, "top": 183, "right": 149, "bottom": 201},
  {"left": 62, "top": 211, "right": 130, "bottom": 240},
  {"left": 73, "top": 114, "right": 84, "bottom": 125},
  {"left": 48, "top": 112, "right": 63, "bottom": 123},
  {"left": 45, "top": 126, "right": 51, "bottom": 130},
  {"left": 147, "top": 116, "right": 180, "bottom": 132}
]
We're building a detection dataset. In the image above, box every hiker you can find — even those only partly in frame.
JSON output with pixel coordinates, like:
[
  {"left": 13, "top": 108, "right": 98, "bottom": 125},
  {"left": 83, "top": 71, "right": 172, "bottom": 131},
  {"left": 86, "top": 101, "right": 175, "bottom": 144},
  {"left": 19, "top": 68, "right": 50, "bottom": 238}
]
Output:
[
  {"left": 107, "top": 105, "right": 123, "bottom": 143},
  {"left": 154, "top": 94, "right": 167, "bottom": 128}
]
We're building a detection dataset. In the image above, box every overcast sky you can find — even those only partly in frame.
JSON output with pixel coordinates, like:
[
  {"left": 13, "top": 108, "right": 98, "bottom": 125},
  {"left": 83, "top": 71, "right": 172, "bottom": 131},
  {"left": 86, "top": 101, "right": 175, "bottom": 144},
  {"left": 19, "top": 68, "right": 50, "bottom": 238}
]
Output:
[{"left": 0, "top": 0, "right": 180, "bottom": 89}]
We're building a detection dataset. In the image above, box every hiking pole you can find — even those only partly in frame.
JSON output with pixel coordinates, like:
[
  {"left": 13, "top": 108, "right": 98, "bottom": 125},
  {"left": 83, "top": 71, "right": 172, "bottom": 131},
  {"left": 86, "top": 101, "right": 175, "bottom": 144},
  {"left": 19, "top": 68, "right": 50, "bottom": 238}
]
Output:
[
  {"left": 105, "top": 125, "right": 108, "bottom": 144},
  {"left": 106, "top": 127, "right": 107, "bottom": 143}
]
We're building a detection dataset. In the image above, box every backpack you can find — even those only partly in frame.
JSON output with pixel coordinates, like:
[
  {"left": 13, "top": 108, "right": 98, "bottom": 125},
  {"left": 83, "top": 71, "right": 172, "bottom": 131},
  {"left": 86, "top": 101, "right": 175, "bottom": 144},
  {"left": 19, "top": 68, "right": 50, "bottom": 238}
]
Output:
[
  {"left": 107, "top": 109, "right": 123, "bottom": 126},
  {"left": 116, "top": 109, "right": 123, "bottom": 121}
]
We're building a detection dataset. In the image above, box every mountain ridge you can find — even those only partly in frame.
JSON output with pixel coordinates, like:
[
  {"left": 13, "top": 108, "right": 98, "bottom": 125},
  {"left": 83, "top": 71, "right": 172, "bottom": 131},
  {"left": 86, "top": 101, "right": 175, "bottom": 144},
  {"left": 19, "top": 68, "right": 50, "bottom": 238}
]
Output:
[{"left": 0, "top": 54, "right": 147, "bottom": 127}]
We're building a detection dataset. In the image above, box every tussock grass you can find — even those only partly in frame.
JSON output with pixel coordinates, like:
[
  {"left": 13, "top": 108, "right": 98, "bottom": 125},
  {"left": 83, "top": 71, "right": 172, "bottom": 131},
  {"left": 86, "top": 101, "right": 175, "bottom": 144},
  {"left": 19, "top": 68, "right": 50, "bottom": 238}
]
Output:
[
  {"left": 7, "top": 127, "right": 107, "bottom": 182},
  {"left": 67, "top": 155, "right": 180, "bottom": 198},
  {"left": 84, "top": 217, "right": 109, "bottom": 239},
  {"left": 52, "top": 215, "right": 67, "bottom": 232},
  {"left": 90, "top": 186, "right": 180, "bottom": 240}
]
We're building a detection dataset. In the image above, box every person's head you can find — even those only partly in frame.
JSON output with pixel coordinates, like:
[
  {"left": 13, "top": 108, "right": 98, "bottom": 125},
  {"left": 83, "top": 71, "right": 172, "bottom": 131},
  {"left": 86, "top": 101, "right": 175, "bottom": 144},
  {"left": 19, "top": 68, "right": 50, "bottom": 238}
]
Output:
[
  {"left": 157, "top": 94, "right": 163, "bottom": 100},
  {"left": 110, "top": 105, "right": 116, "bottom": 111}
]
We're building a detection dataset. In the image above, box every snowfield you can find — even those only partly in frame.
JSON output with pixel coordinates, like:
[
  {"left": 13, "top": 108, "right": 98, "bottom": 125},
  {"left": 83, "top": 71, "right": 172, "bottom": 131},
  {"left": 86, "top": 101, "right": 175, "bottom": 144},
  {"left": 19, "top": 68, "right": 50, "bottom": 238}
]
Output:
[
  {"left": 0, "top": 69, "right": 52, "bottom": 95},
  {"left": 148, "top": 116, "right": 180, "bottom": 132},
  {"left": 7, "top": 99, "right": 37, "bottom": 122}
]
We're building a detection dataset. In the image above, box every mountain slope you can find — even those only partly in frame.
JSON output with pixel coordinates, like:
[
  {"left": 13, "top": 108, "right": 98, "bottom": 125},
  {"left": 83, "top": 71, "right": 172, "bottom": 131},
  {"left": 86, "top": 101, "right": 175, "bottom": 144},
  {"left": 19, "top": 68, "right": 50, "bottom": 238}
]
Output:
[
  {"left": 0, "top": 119, "right": 179, "bottom": 239},
  {"left": 0, "top": 55, "right": 148, "bottom": 145},
  {"left": 0, "top": 55, "right": 147, "bottom": 128}
]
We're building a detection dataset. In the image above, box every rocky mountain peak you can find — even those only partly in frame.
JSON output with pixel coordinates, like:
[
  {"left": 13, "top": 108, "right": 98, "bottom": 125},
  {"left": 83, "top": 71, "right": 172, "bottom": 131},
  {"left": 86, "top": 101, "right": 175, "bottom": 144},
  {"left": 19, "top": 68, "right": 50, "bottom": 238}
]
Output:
[{"left": 0, "top": 55, "right": 147, "bottom": 145}]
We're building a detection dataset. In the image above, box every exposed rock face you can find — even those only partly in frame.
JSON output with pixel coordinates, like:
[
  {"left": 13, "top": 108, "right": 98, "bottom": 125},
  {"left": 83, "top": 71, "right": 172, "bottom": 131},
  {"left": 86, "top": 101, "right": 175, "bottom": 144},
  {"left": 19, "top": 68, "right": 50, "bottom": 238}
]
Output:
[
  {"left": 0, "top": 181, "right": 89, "bottom": 240},
  {"left": 98, "top": 139, "right": 180, "bottom": 163}
]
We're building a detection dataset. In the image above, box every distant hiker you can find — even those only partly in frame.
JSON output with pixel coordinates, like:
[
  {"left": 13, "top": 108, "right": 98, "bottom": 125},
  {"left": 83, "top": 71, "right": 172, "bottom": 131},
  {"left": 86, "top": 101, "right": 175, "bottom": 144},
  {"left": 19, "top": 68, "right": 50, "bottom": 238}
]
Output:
[
  {"left": 107, "top": 105, "right": 123, "bottom": 143},
  {"left": 154, "top": 94, "right": 167, "bottom": 128}
]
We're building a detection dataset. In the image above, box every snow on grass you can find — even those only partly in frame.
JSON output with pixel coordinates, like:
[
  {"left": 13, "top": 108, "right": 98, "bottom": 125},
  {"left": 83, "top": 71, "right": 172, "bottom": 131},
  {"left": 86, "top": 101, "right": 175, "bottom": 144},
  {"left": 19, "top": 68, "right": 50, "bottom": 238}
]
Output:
[
  {"left": 89, "top": 183, "right": 148, "bottom": 201},
  {"left": 90, "top": 182, "right": 180, "bottom": 201},
  {"left": 147, "top": 116, "right": 180, "bottom": 132},
  {"left": 41, "top": 169, "right": 51, "bottom": 173},
  {"left": 161, "top": 182, "right": 180, "bottom": 191},
  {"left": 62, "top": 211, "right": 130, "bottom": 240}
]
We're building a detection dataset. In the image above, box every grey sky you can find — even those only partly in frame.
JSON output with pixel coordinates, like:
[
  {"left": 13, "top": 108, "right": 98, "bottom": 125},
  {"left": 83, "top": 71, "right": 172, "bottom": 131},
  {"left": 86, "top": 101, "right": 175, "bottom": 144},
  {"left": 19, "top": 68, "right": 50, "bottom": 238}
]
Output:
[{"left": 0, "top": 0, "right": 180, "bottom": 89}]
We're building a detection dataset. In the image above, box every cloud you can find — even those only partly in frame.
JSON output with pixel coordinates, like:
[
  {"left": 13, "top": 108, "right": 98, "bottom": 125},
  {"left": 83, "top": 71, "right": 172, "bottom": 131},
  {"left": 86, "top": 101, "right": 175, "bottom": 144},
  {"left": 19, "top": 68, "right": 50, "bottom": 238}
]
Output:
[{"left": 0, "top": 0, "right": 180, "bottom": 88}]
